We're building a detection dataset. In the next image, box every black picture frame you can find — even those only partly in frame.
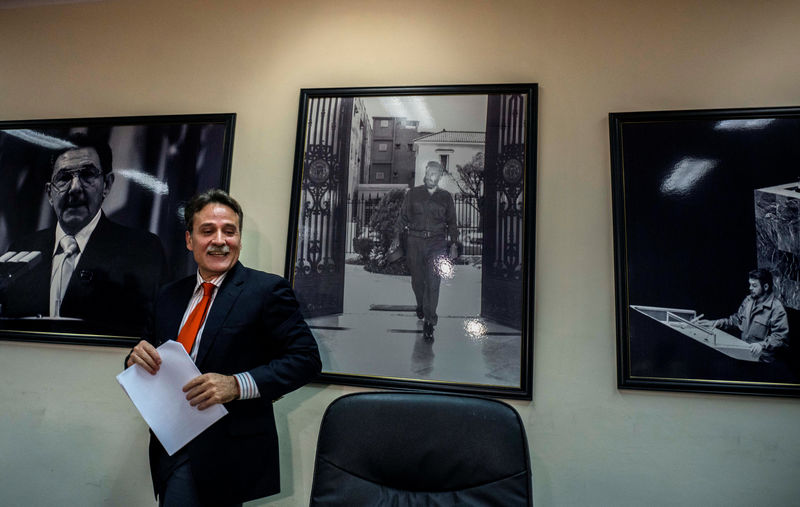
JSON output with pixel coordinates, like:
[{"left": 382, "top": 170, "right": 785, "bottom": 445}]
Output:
[
  {"left": 0, "top": 113, "right": 235, "bottom": 347},
  {"left": 286, "top": 84, "right": 537, "bottom": 399},
  {"left": 610, "top": 106, "right": 800, "bottom": 397}
]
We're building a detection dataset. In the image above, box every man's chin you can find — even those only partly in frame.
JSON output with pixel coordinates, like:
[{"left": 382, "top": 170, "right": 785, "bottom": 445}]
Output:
[
  {"left": 204, "top": 255, "right": 234, "bottom": 271},
  {"left": 59, "top": 211, "right": 90, "bottom": 233}
]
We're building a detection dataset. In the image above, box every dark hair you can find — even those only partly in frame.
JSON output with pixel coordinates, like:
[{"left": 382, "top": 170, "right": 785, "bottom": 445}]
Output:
[
  {"left": 426, "top": 160, "right": 444, "bottom": 172},
  {"left": 184, "top": 189, "right": 243, "bottom": 232},
  {"left": 52, "top": 132, "right": 113, "bottom": 175},
  {"left": 749, "top": 268, "right": 773, "bottom": 292}
]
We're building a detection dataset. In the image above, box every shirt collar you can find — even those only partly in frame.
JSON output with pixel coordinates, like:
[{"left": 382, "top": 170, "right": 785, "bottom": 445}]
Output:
[
  {"left": 758, "top": 291, "right": 775, "bottom": 308},
  {"left": 194, "top": 270, "right": 228, "bottom": 292},
  {"left": 751, "top": 292, "right": 775, "bottom": 309},
  {"left": 53, "top": 210, "right": 103, "bottom": 256}
]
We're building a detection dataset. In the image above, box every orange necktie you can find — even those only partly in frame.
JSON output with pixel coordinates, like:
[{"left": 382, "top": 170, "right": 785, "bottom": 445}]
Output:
[{"left": 177, "top": 282, "right": 215, "bottom": 355}]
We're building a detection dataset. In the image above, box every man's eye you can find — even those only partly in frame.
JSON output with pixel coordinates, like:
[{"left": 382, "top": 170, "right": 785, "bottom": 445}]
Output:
[{"left": 80, "top": 168, "right": 101, "bottom": 179}]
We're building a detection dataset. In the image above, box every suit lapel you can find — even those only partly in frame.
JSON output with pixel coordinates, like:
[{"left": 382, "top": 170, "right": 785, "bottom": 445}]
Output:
[
  {"left": 195, "top": 262, "right": 246, "bottom": 367},
  {"left": 64, "top": 215, "right": 110, "bottom": 304},
  {"left": 162, "top": 277, "right": 196, "bottom": 345}
]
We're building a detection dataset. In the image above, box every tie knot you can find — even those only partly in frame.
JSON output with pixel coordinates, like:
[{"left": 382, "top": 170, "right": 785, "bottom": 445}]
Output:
[
  {"left": 59, "top": 235, "right": 79, "bottom": 256},
  {"left": 201, "top": 282, "right": 215, "bottom": 297}
]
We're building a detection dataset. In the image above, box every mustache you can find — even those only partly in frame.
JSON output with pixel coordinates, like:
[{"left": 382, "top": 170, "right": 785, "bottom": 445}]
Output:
[
  {"left": 207, "top": 245, "right": 230, "bottom": 255},
  {"left": 64, "top": 196, "right": 88, "bottom": 207}
]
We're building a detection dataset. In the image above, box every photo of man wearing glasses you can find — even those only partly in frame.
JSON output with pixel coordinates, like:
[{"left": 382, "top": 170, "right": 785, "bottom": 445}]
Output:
[{"left": 0, "top": 133, "right": 166, "bottom": 336}]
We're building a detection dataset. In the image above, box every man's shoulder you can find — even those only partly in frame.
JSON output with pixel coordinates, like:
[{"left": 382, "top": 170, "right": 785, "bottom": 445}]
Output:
[
  {"left": 431, "top": 188, "right": 454, "bottom": 205},
  {"left": 94, "top": 217, "right": 165, "bottom": 254},
  {"left": 230, "top": 263, "right": 287, "bottom": 288},
  {"left": 159, "top": 273, "right": 196, "bottom": 297},
  {"left": 159, "top": 265, "right": 288, "bottom": 295},
  {"left": 766, "top": 293, "right": 787, "bottom": 312},
  {"left": 98, "top": 216, "right": 161, "bottom": 241}
]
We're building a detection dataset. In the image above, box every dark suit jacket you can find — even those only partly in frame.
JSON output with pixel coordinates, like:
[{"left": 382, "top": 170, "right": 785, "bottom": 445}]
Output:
[
  {"left": 0, "top": 214, "right": 167, "bottom": 336},
  {"left": 143, "top": 261, "right": 321, "bottom": 504}
]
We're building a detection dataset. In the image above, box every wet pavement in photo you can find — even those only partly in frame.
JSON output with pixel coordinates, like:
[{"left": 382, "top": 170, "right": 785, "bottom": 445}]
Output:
[{"left": 308, "top": 263, "right": 522, "bottom": 387}]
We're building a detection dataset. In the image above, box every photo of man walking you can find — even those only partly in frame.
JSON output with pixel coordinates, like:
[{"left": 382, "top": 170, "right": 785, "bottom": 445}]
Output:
[{"left": 392, "top": 161, "right": 459, "bottom": 340}]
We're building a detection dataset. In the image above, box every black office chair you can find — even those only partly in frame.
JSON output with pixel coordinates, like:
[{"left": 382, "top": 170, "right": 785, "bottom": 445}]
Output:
[{"left": 309, "top": 391, "right": 532, "bottom": 506}]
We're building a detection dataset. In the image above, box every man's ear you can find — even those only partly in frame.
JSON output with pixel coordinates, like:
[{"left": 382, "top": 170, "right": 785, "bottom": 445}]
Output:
[
  {"left": 102, "top": 172, "right": 115, "bottom": 198},
  {"left": 185, "top": 230, "right": 194, "bottom": 251},
  {"left": 45, "top": 182, "right": 54, "bottom": 207}
]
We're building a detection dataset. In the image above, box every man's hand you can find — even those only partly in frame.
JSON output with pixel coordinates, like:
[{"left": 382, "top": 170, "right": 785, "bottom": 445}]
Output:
[
  {"left": 183, "top": 373, "right": 240, "bottom": 410},
  {"left": 448, "top": 243, "right": 459, "bottom": 260},
  {"left": 127, "top": 340, "right": 161, "bottom": 374},
  {"left": 749, "top": 342, "right": 764, "bottom": 360},
  {"left": 691, "top": 317, "right": 717, "bottom": 328}
]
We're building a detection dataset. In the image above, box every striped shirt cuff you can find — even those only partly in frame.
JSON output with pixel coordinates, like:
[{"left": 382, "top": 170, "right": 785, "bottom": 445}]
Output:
[{"left": 233, "top": 372, "right": 261, "bottom": 400}]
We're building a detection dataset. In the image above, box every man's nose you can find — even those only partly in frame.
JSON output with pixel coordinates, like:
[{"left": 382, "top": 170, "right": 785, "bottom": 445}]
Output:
[
  {"left": 67, "top": 173, "right": 83, "bottom": 194},
  {"left": 212, "top": 230, "right": 225, "bottom": 244}
]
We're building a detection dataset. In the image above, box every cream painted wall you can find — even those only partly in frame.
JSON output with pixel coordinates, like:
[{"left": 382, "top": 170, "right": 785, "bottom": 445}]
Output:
[{"left": 1, "top": 0, "right": 800, "bottom": 505}]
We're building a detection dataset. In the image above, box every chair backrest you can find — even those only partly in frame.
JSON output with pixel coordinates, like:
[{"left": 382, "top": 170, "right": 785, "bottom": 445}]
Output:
[{"left": 309, "top": 391, "right": 532, "bottom": 506}]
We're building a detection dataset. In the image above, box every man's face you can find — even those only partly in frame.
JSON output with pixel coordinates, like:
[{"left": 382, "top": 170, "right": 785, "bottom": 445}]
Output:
[
  {"left": 185, "top": 203, "right": 242, "bottom": 280},
  {"left": 748, "top": 278, "right": 766, "bottom": 298},
  {"left": 46, "top": 147, "right": 113, "bottom": 235},
  {"left": 423, "top": 166, "right": 443, "bottom": 189}
]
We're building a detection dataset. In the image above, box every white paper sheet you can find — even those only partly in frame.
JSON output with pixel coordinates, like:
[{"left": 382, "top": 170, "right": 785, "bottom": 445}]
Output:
[{"left": 117, "top": 340, "right": 228, "bottom": 455}]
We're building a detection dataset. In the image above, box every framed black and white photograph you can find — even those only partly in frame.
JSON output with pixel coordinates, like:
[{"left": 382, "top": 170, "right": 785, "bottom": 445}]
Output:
[
  {"left": 286, "top": 84, "right": 536, "bottom": 399},
  {"left": 610, "top": 106, "right": 800, "bottom": 397},
  {"left": 0, "top": 113, "right": 235, "bottom": 346}
]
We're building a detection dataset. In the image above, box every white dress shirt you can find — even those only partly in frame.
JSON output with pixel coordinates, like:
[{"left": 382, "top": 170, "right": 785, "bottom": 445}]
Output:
[
  {"left": 179, "top": 271, "right": 260, "bottom": 400},
  {"left": 49, "top": 210, "right": 102, "bottom": 316}
]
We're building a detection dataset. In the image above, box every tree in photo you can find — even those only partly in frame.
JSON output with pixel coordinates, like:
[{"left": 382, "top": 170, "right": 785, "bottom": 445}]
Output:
[
  {"left": 365, "top": 189, "right": 409, "bottom": 275},
  {"left": 452, "top": 151, "right": 484, "bottom": 214}
]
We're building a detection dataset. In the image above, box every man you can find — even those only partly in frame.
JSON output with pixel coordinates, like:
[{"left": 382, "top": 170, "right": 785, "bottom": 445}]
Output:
[
  {"left": 696, "top": 268, "right": 789, "bottom": 362},
  {"left": 393, "top": 161, "right": 458, "bottom": 340},
  {"left": 0, "top": 133, "right": 166, "bottom": 336},
  {"left": 126, "top": 189, "right": 321, "bottom": 506}
]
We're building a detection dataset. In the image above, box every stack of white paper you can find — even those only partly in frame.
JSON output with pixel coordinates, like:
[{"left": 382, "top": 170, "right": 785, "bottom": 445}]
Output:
[{"left": 117, "top": 340, "right": 228, "bottom": 455}]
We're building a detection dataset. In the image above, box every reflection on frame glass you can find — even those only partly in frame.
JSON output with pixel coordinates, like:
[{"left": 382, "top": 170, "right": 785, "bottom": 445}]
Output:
[{"left": 286, "top": 85, "right": 537, "bottom": 399}]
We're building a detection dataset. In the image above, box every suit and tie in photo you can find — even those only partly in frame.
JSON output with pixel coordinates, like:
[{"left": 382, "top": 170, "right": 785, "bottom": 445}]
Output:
[
  {"left": 1, "top": 213, "right": 166, "bottom": 336},
  {"left": 0, "top": 132, "right": 167, "bottom": 337}
]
